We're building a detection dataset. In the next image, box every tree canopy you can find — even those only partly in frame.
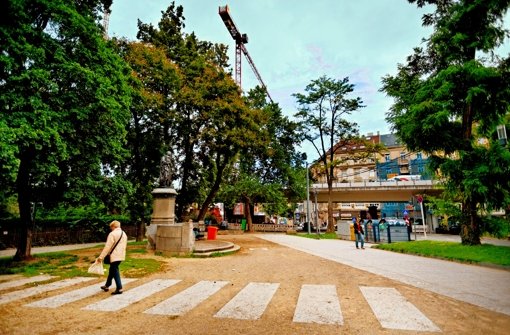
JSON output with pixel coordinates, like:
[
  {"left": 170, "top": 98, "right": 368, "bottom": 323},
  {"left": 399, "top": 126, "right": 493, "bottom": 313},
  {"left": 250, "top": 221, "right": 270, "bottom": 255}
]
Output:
[
  {"left": 0, "top": 0, "right": 132, "bottom": 259},
  {"left": 294, "top": 76, "right": 368, "bottom": 233},
  {"left": 381, "top": 0, "right": 510, "bottom": 244}
]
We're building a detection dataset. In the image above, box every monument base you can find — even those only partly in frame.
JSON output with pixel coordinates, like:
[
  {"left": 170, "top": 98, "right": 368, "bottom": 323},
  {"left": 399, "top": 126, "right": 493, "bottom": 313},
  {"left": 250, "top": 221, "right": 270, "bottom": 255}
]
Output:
[
  {"left": 155, "top": 222, "right": 195, "bottom": 255},
  {"left": 150, "top": 188, "right": 177, "bottom": 225},
  {"left": 147, "top": 187, "right": 178, "bottom": 250}
]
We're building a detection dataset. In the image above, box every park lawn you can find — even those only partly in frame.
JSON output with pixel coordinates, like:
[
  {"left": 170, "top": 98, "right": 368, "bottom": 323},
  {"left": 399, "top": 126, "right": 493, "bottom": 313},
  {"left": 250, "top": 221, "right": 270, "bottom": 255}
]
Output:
[
  {"left": 0, "top": 241, "right": 164, "bottom": 278},
  {"left": 374, "top": 240, "right": 510, "bottom": 267}
]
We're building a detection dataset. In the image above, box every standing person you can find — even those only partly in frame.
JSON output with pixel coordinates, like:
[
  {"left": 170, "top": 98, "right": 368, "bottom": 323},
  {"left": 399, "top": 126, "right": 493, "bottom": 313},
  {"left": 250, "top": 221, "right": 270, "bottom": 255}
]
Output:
[
  {"left": 405, "top": 217, "right": 412, "bottom": 234},
  {"left": 353, "top": 217, "right": 365, "bottom": 249},
  {"left": 96, "top": 220, "right": 128, "bottom": 295}
]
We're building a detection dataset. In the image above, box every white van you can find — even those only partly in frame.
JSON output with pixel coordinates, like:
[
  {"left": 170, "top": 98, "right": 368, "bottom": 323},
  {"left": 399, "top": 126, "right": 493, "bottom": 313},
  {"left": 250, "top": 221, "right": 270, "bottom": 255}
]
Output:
[{"left": 387, "top": 175, "right": 421, "bottom": 181}]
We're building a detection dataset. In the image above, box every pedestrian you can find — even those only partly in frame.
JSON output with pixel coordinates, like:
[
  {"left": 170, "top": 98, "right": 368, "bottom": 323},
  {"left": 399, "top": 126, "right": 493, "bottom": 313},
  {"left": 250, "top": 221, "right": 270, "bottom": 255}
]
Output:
[
  {"left": 405, "top": 217, "right": 412, "bottom": 234},
  {"left": 353, "top": 217, "right": 365, "bottom": 249},
  {"left": 96, "top": 220, "right": 128, "bottom": 295}
]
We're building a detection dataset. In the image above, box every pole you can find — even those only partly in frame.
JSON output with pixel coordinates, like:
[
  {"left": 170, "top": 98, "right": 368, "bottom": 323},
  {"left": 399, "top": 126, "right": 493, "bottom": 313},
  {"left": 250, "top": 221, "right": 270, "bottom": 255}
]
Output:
[
  {"left": 314, "top": 187, "right": 319, "bottom": 235},
  {"left": 420, "top": 200, "right": 427, "bottom": 237},
  {"left": 306, "top": 163, "right": 311, "bottom": 234}
]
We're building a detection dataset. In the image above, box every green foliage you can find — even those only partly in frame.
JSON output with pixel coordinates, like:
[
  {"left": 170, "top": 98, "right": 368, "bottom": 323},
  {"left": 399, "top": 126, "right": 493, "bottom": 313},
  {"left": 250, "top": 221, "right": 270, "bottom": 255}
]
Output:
[
  {"left": 1, "top": 0, "right": 133, "bottom": 257},
  {"left": 481, "top": 216, "right": 510, "bottom": 239},
  {"left": 374, "top": 240, "right": 510, "bottom": 267},
  {"left": 381, "top": 0, "right": 510, "bottom": 244},
  {"left": 294, "top": 76, "right": 368, "bottom": 232}
]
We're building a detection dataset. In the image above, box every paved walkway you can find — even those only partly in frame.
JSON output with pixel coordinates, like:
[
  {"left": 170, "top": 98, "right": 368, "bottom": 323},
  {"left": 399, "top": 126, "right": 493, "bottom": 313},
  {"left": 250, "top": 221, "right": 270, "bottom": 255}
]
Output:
[{"left": 257, "top": 234, "right": 510, "bottom": 316}]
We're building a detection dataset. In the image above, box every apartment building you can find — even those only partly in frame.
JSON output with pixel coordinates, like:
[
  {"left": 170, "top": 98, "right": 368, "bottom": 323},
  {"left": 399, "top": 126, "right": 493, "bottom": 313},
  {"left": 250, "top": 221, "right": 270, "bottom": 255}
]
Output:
[{"left": 309, "top": 133, "right": 432, "bottom": 222}]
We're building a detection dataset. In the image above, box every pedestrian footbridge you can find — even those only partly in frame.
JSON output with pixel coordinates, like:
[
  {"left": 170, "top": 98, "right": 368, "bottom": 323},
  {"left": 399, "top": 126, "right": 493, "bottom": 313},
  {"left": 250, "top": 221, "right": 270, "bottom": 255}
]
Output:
[{"left": 311, "top": 180, "right": 443, "bottom": 202}]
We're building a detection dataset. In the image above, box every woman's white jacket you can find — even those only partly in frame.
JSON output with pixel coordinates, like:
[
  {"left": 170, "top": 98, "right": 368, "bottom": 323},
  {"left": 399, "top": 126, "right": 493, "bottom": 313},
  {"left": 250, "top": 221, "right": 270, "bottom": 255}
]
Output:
[{"left": 99, "top": 228, "right": 127, "bottom": 262}]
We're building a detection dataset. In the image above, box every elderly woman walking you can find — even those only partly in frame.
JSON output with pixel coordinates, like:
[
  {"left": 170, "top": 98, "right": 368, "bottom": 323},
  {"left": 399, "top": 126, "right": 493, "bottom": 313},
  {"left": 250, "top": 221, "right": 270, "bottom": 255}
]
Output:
[{"left": 96, "top": 220, "right": 128, "bottom": 295}]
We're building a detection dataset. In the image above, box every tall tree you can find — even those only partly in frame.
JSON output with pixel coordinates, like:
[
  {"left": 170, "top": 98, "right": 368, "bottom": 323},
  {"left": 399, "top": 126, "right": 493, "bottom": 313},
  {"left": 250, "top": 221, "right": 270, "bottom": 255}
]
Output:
[
  {"left": 0, "top": 0, "right": 131, "bottom": 259},
  {"left": 381, "top": 0, "right": 510, "bottom": 245},
  {"left": 192, "top": 64, "right": 262, "bottom": 221},
  {"left": 121, "top": 41, "right": 181, "bottom": 240},
  {"left": 137, "top": 2, "right": 237, "bottom": 217},
  {"left": 136, "top": 3, "right": 265, "bottom": 221},
  {"left": 232, "top": 87, "right": 305, "bottom": 231},
  {"left": 294, "top": 76, "right": 367, "bottom": 233}
]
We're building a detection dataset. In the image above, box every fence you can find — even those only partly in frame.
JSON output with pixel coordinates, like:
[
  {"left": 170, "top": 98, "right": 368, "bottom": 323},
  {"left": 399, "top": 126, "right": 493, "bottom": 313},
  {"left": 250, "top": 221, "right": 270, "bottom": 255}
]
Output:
[
  {"left": 0, "top": 226, "right": 138, "bottom": 249},
  {"left": 227, "top": 223, "right": 292, "bottom": 232},
  {"left": 337, "top": 220, "right": 411, "bottom": 243}
]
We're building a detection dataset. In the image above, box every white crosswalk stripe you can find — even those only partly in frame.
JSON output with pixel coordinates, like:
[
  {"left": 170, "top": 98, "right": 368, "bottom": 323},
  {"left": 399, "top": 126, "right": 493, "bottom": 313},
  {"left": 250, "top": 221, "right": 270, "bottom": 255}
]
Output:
[
  {"left": 25, "top": 278, "right": 138, "bottom": 308},
  {"left": 0, "top": 275, "right": 442, "bottom": 332},
  {"left": 214, "top": 282, "right": 279, "bottom": 320},
  {"left": 360, "top": 286, "right": 440, "bottom": 332},
  {"left": 293, "top": 284, "right": 343, "bottom": 325},
  {"left": 0, "top": 277, "right": 95, "bottom": 305},
  {"left": 144, "top": 280, "right": 228, "bottom": 316},
  {"left": 0, "top": 275, "right": 56, "bottom": 291},
  {"left": 83, "top": 279, "right": 180, "bottom": 312}
]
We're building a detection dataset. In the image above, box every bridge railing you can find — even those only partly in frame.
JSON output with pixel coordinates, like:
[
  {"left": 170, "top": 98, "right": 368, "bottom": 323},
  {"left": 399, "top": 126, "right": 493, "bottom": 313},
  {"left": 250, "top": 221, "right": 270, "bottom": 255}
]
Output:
[{"left": 312, "top": 180, "right": 439, "bottom": 189}]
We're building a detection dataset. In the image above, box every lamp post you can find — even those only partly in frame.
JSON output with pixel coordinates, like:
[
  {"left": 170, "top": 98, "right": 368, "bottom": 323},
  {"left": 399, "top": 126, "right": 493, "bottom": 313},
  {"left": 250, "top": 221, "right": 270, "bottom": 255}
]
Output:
[
  {"left": 314, "top": 187, "right": 319, "bottom": 235},
  {"left": 306, "top": 162, "right": 311, "bottom": 234}
]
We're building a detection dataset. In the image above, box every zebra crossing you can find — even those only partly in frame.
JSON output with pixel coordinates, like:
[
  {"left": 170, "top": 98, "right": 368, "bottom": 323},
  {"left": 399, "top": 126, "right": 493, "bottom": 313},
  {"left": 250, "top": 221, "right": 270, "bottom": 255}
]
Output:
[{"left": 0, "top": 276, "right": 440, "bottom": 332}]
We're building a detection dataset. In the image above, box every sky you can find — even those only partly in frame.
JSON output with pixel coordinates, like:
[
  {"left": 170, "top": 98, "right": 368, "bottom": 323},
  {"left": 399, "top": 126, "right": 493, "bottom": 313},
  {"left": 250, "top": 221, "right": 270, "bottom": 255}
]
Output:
[{"left": 108, "top": 0, "right": 434, "bottom": 160}]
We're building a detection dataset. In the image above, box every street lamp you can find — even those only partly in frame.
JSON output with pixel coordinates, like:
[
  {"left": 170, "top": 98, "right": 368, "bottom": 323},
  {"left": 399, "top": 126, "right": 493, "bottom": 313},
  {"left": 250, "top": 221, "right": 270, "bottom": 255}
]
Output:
[
  {"left": 306, "top": 162, "right": 311, "bottom": 234},
  {"left": 314, "top": 187, "right": 319, "bottom": 235}
]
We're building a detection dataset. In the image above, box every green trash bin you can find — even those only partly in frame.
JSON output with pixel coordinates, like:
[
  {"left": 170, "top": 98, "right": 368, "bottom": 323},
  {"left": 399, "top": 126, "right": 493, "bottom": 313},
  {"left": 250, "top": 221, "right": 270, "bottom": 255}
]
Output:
[{"left": 241, "top": 219, "right": 246, "bottom": 231}]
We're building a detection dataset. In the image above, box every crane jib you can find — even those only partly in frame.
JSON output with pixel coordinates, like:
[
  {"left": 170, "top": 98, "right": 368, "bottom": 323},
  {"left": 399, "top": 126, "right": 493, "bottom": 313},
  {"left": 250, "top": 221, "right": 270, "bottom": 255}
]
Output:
[{"left": 218, "top": 5, "right": 273, "bottom": 103}]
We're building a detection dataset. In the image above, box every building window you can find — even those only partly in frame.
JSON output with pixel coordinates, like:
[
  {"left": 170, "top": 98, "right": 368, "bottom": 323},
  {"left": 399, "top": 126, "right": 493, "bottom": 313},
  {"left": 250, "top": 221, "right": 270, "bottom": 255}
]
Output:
[
  {"left": 385, "top": 154, "right": 390, "bottom": 162},
  {"left": 416, "top": 152, "right": 422, "bottom": 160}
]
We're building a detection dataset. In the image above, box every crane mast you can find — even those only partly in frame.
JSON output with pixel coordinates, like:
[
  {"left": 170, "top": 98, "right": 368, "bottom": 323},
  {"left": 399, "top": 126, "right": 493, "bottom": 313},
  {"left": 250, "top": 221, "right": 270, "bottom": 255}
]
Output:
[{"left": 218, "top": 5, "right": 273, "bottom": 103}]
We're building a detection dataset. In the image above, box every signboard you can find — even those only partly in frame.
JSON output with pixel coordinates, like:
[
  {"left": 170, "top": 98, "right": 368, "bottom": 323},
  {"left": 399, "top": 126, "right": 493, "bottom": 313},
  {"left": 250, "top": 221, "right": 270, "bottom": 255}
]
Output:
[{"left": 233, "top": 203, "right": 244, "bottom": 215}]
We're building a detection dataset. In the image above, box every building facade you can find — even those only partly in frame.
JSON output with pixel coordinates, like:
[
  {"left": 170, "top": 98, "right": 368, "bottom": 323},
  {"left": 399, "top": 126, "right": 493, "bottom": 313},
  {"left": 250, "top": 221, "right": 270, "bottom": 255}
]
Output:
[{"left": 309, "top": 133, "right": 434, "bottom": 224}]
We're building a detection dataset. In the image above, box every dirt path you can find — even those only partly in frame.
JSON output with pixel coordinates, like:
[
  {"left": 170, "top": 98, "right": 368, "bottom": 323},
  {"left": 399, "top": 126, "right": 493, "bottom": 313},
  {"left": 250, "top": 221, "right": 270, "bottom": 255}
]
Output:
[{"left": 0, "top": 234, "right": 509, "bottom": 334}]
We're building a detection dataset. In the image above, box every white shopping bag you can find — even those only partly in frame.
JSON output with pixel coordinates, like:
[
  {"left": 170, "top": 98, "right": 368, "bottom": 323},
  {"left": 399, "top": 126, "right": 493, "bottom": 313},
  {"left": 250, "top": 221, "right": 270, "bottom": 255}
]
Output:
[{"left": 87, "top": 261, "right": 104, "bottom": 276}]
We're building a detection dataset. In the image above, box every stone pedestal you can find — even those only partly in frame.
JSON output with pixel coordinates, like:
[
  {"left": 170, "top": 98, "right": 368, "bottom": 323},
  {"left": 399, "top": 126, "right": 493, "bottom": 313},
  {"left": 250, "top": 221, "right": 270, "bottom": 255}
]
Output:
[
  {"left": 155, "top": 222, "right": 195, "bottom": 255},
  {"left": 147, "top": 188, "right": 178, "bottom": 250},
  {"left": 150, "top": 188, "right": 177, "bottom": 225}
]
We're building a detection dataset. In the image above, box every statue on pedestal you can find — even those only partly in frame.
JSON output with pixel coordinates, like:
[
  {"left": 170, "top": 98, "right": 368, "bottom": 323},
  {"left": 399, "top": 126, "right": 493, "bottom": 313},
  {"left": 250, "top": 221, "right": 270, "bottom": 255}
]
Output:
[{"left": 159, "top": 151, "right": 175, "bottom": 188}]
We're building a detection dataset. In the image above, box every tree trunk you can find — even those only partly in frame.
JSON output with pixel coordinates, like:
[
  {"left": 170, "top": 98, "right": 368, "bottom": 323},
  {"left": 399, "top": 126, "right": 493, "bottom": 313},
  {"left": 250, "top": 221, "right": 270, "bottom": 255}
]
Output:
[
  {"left": 244, "top": 198, "right": 253, "bottom": 232},
  {"left": 459, "top": 200, "right": 481, "bottom": 245},
  {"left": 327, "top": 181, "right": 335, "bottom": 233},
  {"left": 176, "top": 134, "right": 195, "bottom": 220},
  {"left": 131, "top": 113, "right": 148, "bottom": 242},
  {"left": 459, "top": 98, "right": 481, "bottom": 245},
  {"left": 14, "top": 147, "right": 35, "bottom": 261},
  {"left": 136, "top": 217, "right": 146, "bottom": 242},
  {"left": 197, "top": 157, "right": 227, "bottom": 221}
]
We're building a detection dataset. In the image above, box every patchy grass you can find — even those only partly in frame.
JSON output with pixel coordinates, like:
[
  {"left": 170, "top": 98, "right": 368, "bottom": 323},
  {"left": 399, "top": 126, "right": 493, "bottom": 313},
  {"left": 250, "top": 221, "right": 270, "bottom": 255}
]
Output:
[
  {"left": 373, "top": 240, "right": 510, "bottom": 267},
  {"left": 298, "top": 232, "right": 338, "bottom": 240},
  {"left": 0, "top": 242, "right": 164, "bottom": 278}
]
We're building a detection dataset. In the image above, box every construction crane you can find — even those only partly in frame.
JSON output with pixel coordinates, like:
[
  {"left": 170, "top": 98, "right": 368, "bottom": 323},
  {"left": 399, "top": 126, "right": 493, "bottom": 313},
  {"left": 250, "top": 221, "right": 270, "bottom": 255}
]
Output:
[
  {"left": 218, "top": 5, "right": 273, "bottom": 103},
  {"left": 102, "top": 8, "right": 110, "bottom": 38}
]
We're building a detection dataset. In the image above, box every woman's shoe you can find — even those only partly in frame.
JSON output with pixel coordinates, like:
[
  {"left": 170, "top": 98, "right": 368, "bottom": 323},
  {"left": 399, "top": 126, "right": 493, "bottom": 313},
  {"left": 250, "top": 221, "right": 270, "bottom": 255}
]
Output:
[
  {"left": 100, "top": 286, "right": 109, "bottom": 292},
  {"left": 111, "top": 290, "right": 123, "bottom": 295}
]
